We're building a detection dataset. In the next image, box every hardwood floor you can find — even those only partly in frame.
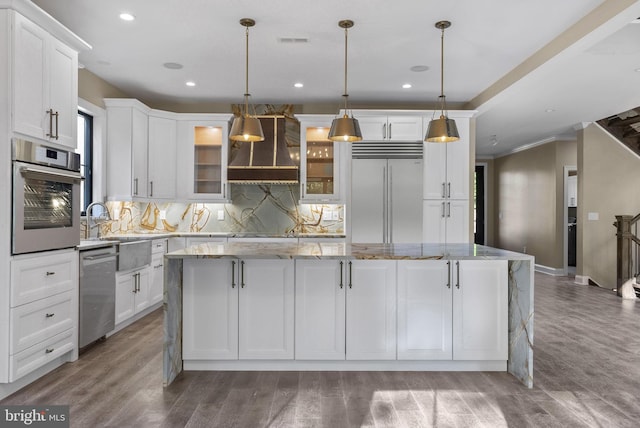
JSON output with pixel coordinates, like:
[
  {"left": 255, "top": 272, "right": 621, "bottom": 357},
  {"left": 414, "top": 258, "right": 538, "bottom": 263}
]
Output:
[{"left": 3, "top": 273, "right": 640, "bottom": 427}]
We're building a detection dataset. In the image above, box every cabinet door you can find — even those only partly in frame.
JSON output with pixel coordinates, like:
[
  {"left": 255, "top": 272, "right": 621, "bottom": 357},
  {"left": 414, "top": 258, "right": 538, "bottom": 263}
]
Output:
[
  {"left": 300, "top": 119, "right": 343, "bottom": 202},
  {"left": 422, "top": 200, "right": 446, "bottom": 243},
  {"left": 357, "top": 116, "right": 388, "bottom": 140},
  {"left": 397, "top": 260, "right": 452, "bottom": 360},
  {"left": 445, "top": 121, "right": 470, "bottom": 200},
  {"left": 346, "top": 260, "right": 396, "bottom": 360},
  {"left": 106, "top": 107, "right": 134, "bottom": 199},
  {"left": 453, "top": 260, "right": 508, "bottom": 360},
  {"left": 131, "top": 108, "right": 149, "bottom": 198},
  {"left": 445, "top": 200, "right": 469, "bottom": 244},
  {"left": 13, "top": 12, "right": 48, "bottom": 140},
  {"left": 295, "top": 260, "right": 345, "bottom": 360},
  {"left": 48, "top": 37, "right": 77, "bottom": 148},
  {"left": 239, "top": 259, "right": 294, "bottom": 359},
  {"left": 423, "top": 142, "right": 447, "bottom": 199},
  {"left": 149, "top": 253, "right": 164, "bottom": 305},
  {"left": 115, "top": 273, "right": 135, "bottom": 324},
  {"left": 147, "top": 116, "right": 177, "bottom": 199},
  {"left": 134, "top": 268, "right": 151, "bottom": 314},
  {"left": 183, "top": 259, "right": 238, "bottom": 360},
  {"left": 387, "top": 116, "right": 422, "bottom": 141}
]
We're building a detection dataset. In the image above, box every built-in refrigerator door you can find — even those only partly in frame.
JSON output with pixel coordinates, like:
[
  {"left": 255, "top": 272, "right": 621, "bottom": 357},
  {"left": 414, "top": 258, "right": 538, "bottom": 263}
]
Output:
[
  {"left": 351, "top": 158, "right": 386, "bottom": 243},
  {"left": 389, "top": 159, "right": 423, "bottom": 243}
]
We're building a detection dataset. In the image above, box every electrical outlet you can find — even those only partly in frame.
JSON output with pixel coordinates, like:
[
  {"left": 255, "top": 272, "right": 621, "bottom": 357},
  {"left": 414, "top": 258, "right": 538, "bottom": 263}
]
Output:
[
  {"left": 217, "top": 210, "right": 225, "bottom": 220},
  {"left": 332, "top": 211, "right": 339, "bottom": 220}
]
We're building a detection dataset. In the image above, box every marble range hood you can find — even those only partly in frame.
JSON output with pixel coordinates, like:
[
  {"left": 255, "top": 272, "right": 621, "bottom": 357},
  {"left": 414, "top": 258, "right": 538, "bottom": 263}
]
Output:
[{"left": 227, "top": 115, "right": 300, "bottom": 184}]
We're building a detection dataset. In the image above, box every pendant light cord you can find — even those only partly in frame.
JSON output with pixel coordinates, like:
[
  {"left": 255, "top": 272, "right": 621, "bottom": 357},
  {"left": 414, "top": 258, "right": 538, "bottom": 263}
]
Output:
[
  {"left": 439, "top": 25, "right": 445, "bottom": 116},
  {"left": 343, "top": 25, "right": 349, "bottom": 111},
  {"left": 244, "top": 25, "right": 250, "bottom": 117}
]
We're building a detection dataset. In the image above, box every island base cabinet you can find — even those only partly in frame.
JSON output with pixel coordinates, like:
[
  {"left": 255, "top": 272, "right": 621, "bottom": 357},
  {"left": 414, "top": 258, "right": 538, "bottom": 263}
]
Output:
[
  {"left": 346, "top": 260, "right": 396, "bottom": 360},
  {"left": 295, "top": 260, "right": 345, "bottom": 360},
  {"left": 397, "top": 260, "right": 452, "bottom": 360},
  {"left": 453, "top": 260, "right": 508, "bottom": 361},
  {"left": 239, "top": 260, "right": 294, "bottom": 360},
  {"left": 183, "top": 259, "right": 238, "bottom": 360}
]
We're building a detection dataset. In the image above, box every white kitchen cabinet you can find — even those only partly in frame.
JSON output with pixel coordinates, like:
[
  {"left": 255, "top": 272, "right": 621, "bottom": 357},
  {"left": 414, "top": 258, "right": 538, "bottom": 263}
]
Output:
[
  {"left": 183, "top": 259, "right": 238, "bottom": 360},
  {"left": 423, "top": 118, "right": 470, "bottom": 200},
  {"left": 12, "top": 11, "right": 78, "bottom": 148},
  {"left": 422, "top": 200, "right": 469, "bottom": 244},
  {"left": 149, "top": 239, "right": 167, "bottom": 305},
  {"left": 355, "top": 113, "right": 423, "bottom": 141},
  {"left": 453, "top": 260, "right": 508, "bottom": 361},
  {"left": 238, "top": 259, "right": 294, "bottom": 359},
  {"left": 345, "top": 260, "right": 396, "bottom": 360},
  {"left": 397, "top": 260, "right": 452, "bottom": 360},
  {"left": 115, "top": 267, "right": 150, "bottom": 325},
  {"left": 295, "top": 259, "right": 346, "bottom": 360},
  {"left": 147, "top": 115, "right": 177, "bottom": 199},
  {"left": 176, "top": 118, "right": 229, "bottom": 201},
  {"left": 105, "top": 99, "right": 149, "bottom": 200},
  {"left": 298, "top": 115, "right": 346, "bottom": 202}
]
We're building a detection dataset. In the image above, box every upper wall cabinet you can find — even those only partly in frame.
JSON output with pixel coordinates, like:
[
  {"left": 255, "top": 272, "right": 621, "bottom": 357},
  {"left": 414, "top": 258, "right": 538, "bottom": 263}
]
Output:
[
  {"left": 12, "top": 11, "right": 78, "bottom": 148},
  {"left": 147, "top": 113, "right": 177, "bottom": 199},
  {"left": 298, "top": 114, "right": 346, "bottom": 203},
  {"left": 176, "top": 116, "right": 229, "bottom": 201},
  {"left": 352, "top": 111, "right": 423, "bottom": 141}
]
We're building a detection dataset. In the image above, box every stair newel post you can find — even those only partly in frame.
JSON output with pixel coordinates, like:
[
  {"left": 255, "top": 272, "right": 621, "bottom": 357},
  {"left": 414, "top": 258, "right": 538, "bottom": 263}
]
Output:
[{"left": 615, "top": 215, "right": 633, "bottom": 296}]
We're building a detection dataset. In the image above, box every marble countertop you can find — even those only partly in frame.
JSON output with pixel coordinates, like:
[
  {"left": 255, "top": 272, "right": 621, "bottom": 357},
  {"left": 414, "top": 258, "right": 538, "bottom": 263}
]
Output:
[
  {"left": 101, "top": 232, "right": 345, "bottom": 241},
  {"left": 166, "top": 242, "right": 534, "bottom": 261}
]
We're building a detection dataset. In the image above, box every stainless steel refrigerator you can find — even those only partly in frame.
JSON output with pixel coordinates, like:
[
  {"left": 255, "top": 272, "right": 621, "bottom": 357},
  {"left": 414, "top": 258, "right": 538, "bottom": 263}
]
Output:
[{"left": 350, "top": 157, "right": 423, "bottom": 243}]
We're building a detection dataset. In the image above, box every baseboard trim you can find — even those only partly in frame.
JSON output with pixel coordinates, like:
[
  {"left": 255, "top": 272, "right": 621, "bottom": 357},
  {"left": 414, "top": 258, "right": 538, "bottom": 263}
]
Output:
[
  {"left": 535, "top": 264, "right": 565, "bottom": 276},
  {"left": 575, "top": 275, "right": 590, "bottom": 285}
]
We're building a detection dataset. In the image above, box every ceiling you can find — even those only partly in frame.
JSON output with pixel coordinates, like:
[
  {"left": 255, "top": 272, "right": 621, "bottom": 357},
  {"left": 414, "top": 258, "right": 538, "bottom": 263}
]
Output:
[{"left": 31, "top": 0, "right": 640, "bottom": 157}]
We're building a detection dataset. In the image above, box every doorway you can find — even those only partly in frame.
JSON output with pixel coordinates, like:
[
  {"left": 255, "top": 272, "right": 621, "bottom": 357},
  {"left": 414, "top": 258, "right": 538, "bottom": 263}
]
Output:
[
  {"left": 474, "top": 164, "right": 486, "bottom": 245},
  {"left": 564, "top": 166, "right": 577, "bottom": 276}
]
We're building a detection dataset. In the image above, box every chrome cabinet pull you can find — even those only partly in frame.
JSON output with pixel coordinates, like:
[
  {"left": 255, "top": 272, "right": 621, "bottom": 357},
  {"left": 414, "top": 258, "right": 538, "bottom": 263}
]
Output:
[
  {"left": 348, "top": 261, "right": 353, "bottom": 289},
  {"left": 388, "top": 123, "right": 392, "bottom": 139},
  {"left": 447, "top": 202, "right": 451, "bottom": 218},
  {"left": 339, "top": 261, "right": 344, "bottom": 289},
  {"left": 382, "top": 123, "right": 386, "bottom": 139},
  {"left": 442, "top": 182, "right": 446, "bottom": 198},
  {"left": 46, "top": 271, "right": 55, "bottom": 276},
  {"left": 46, "top": 109, "right": 54, "bottom": 138},
  {"left": 441, "top": 202, "right": 445, "bottom": 218},
  {"left": 240, "top": 260, "right": 245, "bottom": 288},
  {"left": 150, "top": 181, "right": 154, "bottom": 197},
  {"left": 54, "top": 111, "right": 59, "bottom": 140},
  {"left": 456, "top": 261, "right": 460, "bottom": 289},
  {"left": 134, "top": 178, "right": 139, "bottom": 196},
  {"left": 45, "top": 348, "right": 54, "bottom": 354},
  {"left": 231, "top": 260, "right": 236, "bottom": 288},
  {"left": 389, "top": 164, "right": 393, "bottom": 243},
  {"left": 447, "top": 182, "right": 451, "bottom": 198},
  {"left": 446, "top": 261, "right": 451, "bottom": 288},
  {"left": 45, "top": 313, "right": 55, "bottom": 318}
]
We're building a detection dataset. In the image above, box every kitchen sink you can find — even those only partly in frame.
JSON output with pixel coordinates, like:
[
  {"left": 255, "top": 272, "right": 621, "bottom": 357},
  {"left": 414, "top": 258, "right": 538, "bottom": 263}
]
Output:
[{"left": 117, "top": 240, "right": 151, "bottom": 271}]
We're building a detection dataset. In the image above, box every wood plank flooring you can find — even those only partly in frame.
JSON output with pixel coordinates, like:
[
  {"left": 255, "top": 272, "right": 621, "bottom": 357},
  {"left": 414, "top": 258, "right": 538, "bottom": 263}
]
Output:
[{"left": 3, "top": 273, "right": 640, "bottom": 427}]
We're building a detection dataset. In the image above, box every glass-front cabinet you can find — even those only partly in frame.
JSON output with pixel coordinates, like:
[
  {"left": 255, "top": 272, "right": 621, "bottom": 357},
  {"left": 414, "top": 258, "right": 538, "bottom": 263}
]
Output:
[
  {"left": 177, "top": 117, "right": 229, "bottom": 200},
  {"left": 299, "top": 115, "right": 345, "bottom": 202}
]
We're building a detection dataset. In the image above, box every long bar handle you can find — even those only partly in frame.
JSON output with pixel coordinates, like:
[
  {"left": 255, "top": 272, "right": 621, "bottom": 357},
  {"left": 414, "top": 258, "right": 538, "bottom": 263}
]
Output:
[
  {"left": 150, "top": 181, "right": 154, "bottom": 197},
  {"left": 231, "top": 260, "right": 236, "bottom": 288},
  {"left": 134, "top": 178, "right": 139, "bottom": 196},
  {"left": 442, "top": 182, "right": 446, "bottom": 198},
  {"left": 388, "top": 123, "right": 392, "bottom": 139},
  {"left": 46, "top": 109, "right": 54, "bottom": 138},
  {"left": 382, "top": 123, "right": 386, "bottom": 139},
  {"left": 388, "top": 164, "right": 393, "bottom": 243},
  {"left": 348, "top": 261, "right": 353, "bottom": 289},
  {"left": 447, "top": 202, "right": 451, "bottom": 218},
  {"left": 240, "top": 260, "right": 245, "bottom": 288},
  {"left": 456, "top": 261, "right": 460, "bottom": 289},
  {"left": 441, "top": 202, "right": 445, "bottom": 218},
  {"left": 339, "top": 261, "right": 344, "bottom": 289},
  {"left": 20, "top": 166, "right": 82, "bottom": 181},
  {"left": 54, "top": 110, "right": 59, "bottom": 140},
  {"left": 446, "top": 261, "right": 451, "bottom": 288},
  {"left": 447, "top": 182, "right": 451, "bottom": 198},
  {"left": 382, "top": 166, "right": 387, "bottom": 243}
]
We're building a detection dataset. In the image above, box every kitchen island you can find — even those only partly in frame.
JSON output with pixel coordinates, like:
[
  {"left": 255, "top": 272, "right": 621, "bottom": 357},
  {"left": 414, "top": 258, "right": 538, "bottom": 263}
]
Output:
[{"left": 164, "top": 242, "right": 534, "bottom": 387}]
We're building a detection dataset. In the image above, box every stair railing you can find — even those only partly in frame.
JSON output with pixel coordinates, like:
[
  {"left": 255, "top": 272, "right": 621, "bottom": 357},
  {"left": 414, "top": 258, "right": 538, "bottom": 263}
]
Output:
[{"left": 614, "top": 214, "right": 640, "bottom": 296}]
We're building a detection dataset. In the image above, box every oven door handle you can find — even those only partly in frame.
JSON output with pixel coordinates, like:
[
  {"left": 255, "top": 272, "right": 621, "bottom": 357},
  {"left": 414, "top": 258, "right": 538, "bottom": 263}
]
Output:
[{"left": 20, "top": 166, "right": 83, "bottom": 182}]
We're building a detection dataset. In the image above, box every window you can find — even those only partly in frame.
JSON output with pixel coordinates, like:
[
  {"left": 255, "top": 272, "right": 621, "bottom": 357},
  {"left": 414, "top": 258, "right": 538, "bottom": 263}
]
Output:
[{"left": 77, "top": 111, "right": 93, "bottom": 215}]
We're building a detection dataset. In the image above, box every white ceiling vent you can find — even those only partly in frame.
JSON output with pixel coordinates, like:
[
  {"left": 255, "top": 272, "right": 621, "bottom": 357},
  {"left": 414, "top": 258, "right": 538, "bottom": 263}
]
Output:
[{"left": 278, "top": 37, "right": 309, "bottom": 44}]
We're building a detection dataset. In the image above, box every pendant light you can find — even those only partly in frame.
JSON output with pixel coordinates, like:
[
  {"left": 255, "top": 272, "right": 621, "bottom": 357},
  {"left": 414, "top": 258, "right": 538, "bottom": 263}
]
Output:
[
  {"left": 425, "top": 20, "right": 459, "bottom": 143},
  {"left": 229, "top": 18, "right": 264, "bottom": 142},
  {"left": 328, "top": 20, "right": 362, "bottom": 142}
]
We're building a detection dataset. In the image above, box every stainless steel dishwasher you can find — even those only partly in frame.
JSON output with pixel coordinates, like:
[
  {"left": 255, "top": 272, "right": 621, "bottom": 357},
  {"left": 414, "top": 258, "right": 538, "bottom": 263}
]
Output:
[{"left": 79, "top": 245, "right": 117, "bottom": 348}]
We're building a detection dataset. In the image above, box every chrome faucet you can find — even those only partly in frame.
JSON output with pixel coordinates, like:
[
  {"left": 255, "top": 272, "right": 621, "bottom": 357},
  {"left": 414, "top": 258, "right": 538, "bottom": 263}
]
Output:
[{"left": 85, "top": 201, "right": 112, "bottom": 239}]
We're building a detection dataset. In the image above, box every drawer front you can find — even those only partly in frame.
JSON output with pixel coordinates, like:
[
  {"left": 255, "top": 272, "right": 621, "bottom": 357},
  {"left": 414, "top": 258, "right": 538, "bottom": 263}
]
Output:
[
  {"left": 152, "top": 239, "right": 167, "bottom": 254},
  {"left": 11, "top": 291, "right": 74, "bottom": 354},
  {"left": 10, "top": 329, "right": 74, "bottom": 382},
  {"left": 11, "top": 251, "right": 76, "bottom": 306}
]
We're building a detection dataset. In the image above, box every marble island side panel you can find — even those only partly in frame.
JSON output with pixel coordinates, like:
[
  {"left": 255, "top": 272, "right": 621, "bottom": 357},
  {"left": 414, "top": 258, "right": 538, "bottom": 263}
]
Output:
[{"left": 163, "top": 243, "right": 534, "bottom": 388}]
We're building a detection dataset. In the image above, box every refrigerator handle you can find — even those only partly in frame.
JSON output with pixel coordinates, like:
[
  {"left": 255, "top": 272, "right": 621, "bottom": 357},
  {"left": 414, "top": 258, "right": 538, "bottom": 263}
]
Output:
[
  {"left": 388, "top": 164, "right": 393, "bottom": 243},
  {"left": 382, "top": 166, "right": 387, "bottom": 243}
]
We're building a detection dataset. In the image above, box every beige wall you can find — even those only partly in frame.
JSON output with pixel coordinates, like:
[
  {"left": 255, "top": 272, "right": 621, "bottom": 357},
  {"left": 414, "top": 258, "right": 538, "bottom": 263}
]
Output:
[
  {"left": 478, "top": 158, "right": 496, "bottom": 246},
  {"left": 78, "top": 69, "right": 130, "bottom": 108},
  {"left": 578, "top": 124, "right": 640, "bottom": 287},
  {"left": 493, "top": 140, "right": 576, "bottom": 269}
]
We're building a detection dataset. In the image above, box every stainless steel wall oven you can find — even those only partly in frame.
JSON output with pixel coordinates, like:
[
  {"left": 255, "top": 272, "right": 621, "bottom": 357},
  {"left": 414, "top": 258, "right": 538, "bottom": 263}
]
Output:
[{"left": 12, "top": 139, "right": 82, "bottom": 254}]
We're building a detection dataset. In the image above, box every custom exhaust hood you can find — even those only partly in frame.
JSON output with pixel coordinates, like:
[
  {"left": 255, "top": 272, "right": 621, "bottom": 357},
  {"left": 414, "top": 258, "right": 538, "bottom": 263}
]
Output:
[{"left": 227, "top": 114, "right": 300, "bottom": 184}]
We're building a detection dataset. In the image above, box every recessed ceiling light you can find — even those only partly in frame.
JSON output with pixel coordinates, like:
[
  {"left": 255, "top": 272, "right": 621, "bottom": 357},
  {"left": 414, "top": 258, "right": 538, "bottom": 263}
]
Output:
[
  {"left": 294, "top": 82, "right": 304, "bottom": 88},
  {"left": 410, "top": 65, "right": 429, "bottom": 72},
  {"left": 402, "top": 83, "right": 412, "bottom": 89},
  {"left": 186, "top": 81, "right": 196, "bottom": 87},
  {"left": 163, "top": 62, "right": 183, "bottom": 70},
  {"left": 119, "top": 13, "right": 135, "bottom": 21},
  {"left": 635, "top": 67, "right": 640, "bottom": 72},
  {"left": 78, "top": 63, "right": 85, "bottom": 69}
]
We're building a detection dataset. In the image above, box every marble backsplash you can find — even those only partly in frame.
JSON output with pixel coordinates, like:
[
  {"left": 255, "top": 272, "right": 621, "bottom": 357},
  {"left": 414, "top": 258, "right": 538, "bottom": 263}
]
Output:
[{"left": 94, "top": 184, "right": 344, "bottom": 236}]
